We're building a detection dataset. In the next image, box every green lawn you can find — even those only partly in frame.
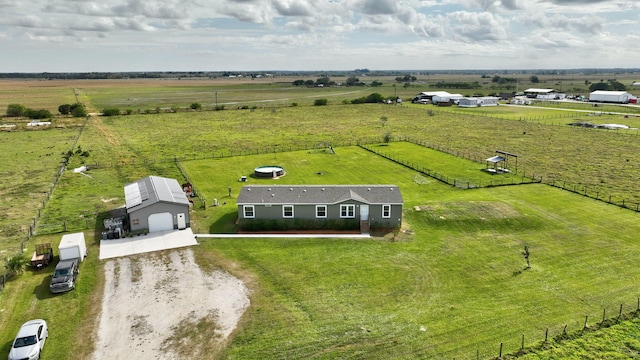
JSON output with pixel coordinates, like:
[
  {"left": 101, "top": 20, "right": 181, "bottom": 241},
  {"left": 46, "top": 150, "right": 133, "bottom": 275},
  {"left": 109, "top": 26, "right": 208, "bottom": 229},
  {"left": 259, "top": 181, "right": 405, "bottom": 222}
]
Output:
[
  {"left": 180, "top": 147, "right": 640, "bottom": 358},
  {"left": 2, "top": 80, "right": 640, "bottom": 359},
  {"left": 198, "top": 183, "right": 640, "bottom": 359}
]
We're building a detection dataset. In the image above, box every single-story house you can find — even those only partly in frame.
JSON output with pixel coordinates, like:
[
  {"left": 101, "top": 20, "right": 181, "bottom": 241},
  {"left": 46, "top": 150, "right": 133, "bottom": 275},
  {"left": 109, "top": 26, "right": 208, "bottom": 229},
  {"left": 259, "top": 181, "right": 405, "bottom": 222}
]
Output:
[
  {"left": 458, "top": 97, "right": 499, "bottom": 107},
  {"left": 236, "top": 185, "right": 404, "bottom": 232},
  {"left": 125, "top": 175, "right": 190, "bottom": 233}
]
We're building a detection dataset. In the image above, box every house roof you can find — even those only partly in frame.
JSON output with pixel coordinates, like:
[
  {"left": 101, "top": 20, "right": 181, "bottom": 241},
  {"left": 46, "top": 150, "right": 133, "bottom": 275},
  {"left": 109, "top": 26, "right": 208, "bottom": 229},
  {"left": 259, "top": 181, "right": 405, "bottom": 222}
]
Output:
[
  {"left": 419, "top": 91, "right": 452, "bottom": 97},
  {"left": 524, "top": 88, "right": 555, "bottom": 93},
  {"left": 125, "top": 175, "right": 189, "bottom": 212},
  {"left": 590, "top": 90, "right": 631, "bottom": 96},
  {"left": 236, "top": 185, "right": 403, "bottom": 205}
]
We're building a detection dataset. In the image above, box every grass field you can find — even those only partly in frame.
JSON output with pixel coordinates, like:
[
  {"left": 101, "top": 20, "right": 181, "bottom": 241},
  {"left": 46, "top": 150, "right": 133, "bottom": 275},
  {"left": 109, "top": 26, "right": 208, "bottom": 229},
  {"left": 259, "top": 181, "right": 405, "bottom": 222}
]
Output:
[
  {"left": 176, "top": 147, "right": 640, "bottom": 358},
  {"left": 1, "top": 77, "right": 640, "bottom": 359}
]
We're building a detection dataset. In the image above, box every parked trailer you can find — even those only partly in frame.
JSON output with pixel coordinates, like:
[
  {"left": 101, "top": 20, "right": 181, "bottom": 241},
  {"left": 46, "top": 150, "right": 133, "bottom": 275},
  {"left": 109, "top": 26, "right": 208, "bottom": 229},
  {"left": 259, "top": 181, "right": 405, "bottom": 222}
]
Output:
[
  {"left": 59, "top": 232, "right": 87, "bottom": 262},
  {"left": 31, "top": 243, "right": 53, "bottom": 269}
]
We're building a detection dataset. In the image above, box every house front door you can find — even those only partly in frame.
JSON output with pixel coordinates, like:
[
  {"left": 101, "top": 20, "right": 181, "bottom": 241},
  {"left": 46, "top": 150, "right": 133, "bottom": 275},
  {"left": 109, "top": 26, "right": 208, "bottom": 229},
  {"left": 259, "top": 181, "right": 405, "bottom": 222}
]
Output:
[{"left": 360, "top": 205, "right": 369, "bottom": 221}]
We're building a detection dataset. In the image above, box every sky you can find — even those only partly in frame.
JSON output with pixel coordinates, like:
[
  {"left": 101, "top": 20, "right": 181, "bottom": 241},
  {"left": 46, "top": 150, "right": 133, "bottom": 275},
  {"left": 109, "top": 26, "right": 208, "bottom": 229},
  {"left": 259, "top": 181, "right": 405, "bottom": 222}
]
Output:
[{"left": 1, "top": 0, "right": 639, "bottom": 72}]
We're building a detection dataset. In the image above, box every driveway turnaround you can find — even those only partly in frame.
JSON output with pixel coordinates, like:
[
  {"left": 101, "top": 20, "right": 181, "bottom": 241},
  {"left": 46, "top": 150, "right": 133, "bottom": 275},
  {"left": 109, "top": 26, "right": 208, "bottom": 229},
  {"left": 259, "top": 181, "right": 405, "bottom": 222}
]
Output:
[{"left": 99, "top": 228, "right": 198, "bottom": 259}]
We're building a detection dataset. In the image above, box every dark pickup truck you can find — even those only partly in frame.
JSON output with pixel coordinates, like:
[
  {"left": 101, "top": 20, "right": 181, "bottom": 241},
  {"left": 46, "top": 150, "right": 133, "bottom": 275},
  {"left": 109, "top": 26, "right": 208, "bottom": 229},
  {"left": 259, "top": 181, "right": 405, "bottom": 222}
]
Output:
[{"left": 49, "top": 259, "right": 79, "bottom": 294}]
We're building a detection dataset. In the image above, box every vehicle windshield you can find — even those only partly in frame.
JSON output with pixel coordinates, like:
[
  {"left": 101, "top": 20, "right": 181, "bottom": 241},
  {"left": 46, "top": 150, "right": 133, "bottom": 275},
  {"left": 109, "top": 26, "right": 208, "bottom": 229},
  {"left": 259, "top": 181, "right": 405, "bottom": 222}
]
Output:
[
  {"left": 54, "top": 268, "right": 70, "bottom": 276},
  {"left": 13, "top": 335, "right": 37, "bottom": 348}
]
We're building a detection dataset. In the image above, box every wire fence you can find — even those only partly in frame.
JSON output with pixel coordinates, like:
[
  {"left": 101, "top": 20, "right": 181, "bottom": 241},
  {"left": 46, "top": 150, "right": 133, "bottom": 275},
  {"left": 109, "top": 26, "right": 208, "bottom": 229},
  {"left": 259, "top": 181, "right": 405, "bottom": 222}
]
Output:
[
  {"left": 1, "top": 116, "right": 89, "bottom": 292},
  {"left": 359, "top": 142, "right": 540, "bottom": 189},
  {"left": 483, "top": 297, "right": 640, "bottom": 359}
]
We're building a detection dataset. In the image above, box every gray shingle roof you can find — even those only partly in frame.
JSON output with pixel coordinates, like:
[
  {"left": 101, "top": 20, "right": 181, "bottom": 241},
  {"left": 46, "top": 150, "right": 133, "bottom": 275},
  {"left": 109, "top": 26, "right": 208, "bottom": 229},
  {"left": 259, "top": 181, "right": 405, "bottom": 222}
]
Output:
[
  {"left": 236, "top": 185, "right": 403, "bottom": 205},
  {"left": 125, "top": 176, "right": 190, "bottom": 212}
]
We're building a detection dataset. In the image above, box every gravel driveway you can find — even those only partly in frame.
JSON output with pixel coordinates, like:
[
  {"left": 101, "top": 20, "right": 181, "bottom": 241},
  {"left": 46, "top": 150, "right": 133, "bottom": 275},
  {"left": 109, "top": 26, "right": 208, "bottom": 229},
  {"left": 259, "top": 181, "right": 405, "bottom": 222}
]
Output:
[{"left": 91, "top": 248, "right": 249, "bottom": 360}]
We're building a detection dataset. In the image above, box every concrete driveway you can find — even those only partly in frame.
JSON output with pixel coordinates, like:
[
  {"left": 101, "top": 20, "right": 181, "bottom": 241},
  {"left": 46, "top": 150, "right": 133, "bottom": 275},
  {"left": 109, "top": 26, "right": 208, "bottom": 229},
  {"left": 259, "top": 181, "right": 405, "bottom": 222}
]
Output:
[{"left": 99, "top": 228, "right": 198, "bottom": 260}]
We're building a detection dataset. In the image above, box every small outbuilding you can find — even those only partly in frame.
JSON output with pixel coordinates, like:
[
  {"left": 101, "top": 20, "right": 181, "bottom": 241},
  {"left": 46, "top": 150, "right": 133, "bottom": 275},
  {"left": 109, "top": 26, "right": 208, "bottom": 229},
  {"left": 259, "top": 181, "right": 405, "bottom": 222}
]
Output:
[
  {"left": 125, "top": 176, "right": 190, "bottom": 234},
  {"left": 237, "top": 185, "right": 403, "bottom": 233}
]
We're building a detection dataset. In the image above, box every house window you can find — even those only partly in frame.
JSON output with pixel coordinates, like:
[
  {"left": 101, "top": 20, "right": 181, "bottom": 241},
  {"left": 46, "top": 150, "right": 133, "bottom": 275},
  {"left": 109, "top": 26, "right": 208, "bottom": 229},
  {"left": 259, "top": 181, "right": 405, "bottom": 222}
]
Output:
[
  {"left": 340, "top": 204, "right": 355, "bottom": 218},
  {"left": 382, "top": 205, "right": 391, "bottom": 218},
  {"left": 283, "top": 205, "right": 294, "bottom": 218},
  {"left": 132, "top": 218, "right": 140, "bottom": 225},
  {"left": 316, "top": 205, "right": 327, "bottom": 218},
  {"left": 243, "top": 205, "right": 255, "bottom": 218}
]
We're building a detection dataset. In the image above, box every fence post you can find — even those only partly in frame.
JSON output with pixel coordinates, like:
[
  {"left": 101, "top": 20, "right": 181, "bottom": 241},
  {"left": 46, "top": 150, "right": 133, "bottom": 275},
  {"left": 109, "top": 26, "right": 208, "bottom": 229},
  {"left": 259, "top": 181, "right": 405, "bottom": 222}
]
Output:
[
  {"left": 602, "top": 308, "right": 606, "bottom": 323},
  {"left": 619, "top": 304, "right": 623, "bottom": 320},
  {"left": 499, "top": 342, "right": 503, "bottom": 358},
  {"left": 584, "top": 315, "right": 589, "bottom": 329},
  {"left": 521, "top": 334, "right": 525, "bottom": 350},
  {"left": 545, "top": 328, "right": 548, "bottom": 342}
]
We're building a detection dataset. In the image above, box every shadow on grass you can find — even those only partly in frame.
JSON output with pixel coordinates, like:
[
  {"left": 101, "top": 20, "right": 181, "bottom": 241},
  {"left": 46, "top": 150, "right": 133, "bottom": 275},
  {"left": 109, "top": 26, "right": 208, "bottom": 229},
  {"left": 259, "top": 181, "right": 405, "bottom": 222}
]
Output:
[
  {"left": 33, "top": 270, "right": 56, "bottom": 301},
  {"left": 209, "top": 212, "right": 238, "bottom": 233}
]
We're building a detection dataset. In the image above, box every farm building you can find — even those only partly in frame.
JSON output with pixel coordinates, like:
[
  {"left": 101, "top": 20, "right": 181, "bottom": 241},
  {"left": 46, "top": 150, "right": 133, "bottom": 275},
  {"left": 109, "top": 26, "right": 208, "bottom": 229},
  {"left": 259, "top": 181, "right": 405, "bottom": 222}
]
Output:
[
  {"left": 236, "top": 185, "right": 403, "bottom": 232},
  {"left": 413, "top": 91, "right": 453, "bottom": 103},
  {"left": 125, "top": 175, "right": 190, "bottom": 233},
  {"left": 432, "top": 94, "right": 463, "bottom": 104},
  {"left": 523, "top": 88, "right": 556, "bottom": 98},
  {"left": 589, "top": 90, "right": 635, "bottom": 104},
  {"left": 458, "top": 97, "right": 499, "bottom": 107}
]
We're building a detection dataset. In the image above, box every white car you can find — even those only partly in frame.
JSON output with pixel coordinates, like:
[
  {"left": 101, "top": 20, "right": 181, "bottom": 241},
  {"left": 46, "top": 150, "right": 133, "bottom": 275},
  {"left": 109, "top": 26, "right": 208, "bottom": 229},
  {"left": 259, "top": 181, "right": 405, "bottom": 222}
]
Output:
[{"left": 8, "top": 319, "right": 48, "bottom": 360}]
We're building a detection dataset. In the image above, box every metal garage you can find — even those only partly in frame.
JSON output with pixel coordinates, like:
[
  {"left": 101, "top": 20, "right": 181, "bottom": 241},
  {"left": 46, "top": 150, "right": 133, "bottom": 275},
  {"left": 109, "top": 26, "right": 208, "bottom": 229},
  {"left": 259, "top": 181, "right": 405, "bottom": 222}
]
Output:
[{"left": 125, "top": 176, "right": 191, "bottom": 234}]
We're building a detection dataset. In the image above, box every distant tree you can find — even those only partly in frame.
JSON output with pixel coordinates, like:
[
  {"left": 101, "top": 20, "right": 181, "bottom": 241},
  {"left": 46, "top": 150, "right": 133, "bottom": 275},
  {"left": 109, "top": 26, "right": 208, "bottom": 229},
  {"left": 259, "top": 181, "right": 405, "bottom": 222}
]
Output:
[
  {"left": 366, "top": 93, "right": 384, "bottom": 103},
  {"left": 70, "top": 103, "right": 87, "bottom": 117},
  {"left": 58, "top": 104, "right": 72, "bottom": 115},
  {"left": 316, "top": 76, "right": 331, "bottom": 87},
  {"left": 6, "top": 104, "right": 26, "bottom": 117},
  {"left": 609, "top": 80, "right": 627, "bottom": 91},
  {"left": 492, "top": 75, "right": 501, "bottom": 83},
  {"left": 383, "top": 133, "right": 392, "bottom": 144},
  {"left": 530, "top": 75, "right": 540, "bottom": 83},
  {"left": 190, "top": 102, "right": 202, "bottom": 110},
  {"left": 292, "top": 79, "right": 305, "bottom": 86},
  {"left": 380, "top": 116, "right": 388, "bottom": 127},
  {"left": 370, "top": 80, "right": 382, "bottom": 87},
  {"left": 589, "top": 82, "right": 609, "bottom": 91},
  {"left": 395, "top": 74, "right": 417, "bottom": 83},
  {"left": 305, "top": 80, "right": 315, "bottom": 87},
  {"left": 314, "top": 98, "right": 328, "bottom": 106},
  {"left": 351, "top": 93, "right": 384, "bottom": 104},
  {"left": 345, "top": 76, "right": 362, "bottom": 86},
  {"left": 214, "top": 105, "right": 225, "bottom": 111},
  {"left": 24, "top": 108, "right": 52, "bottom": 119}
]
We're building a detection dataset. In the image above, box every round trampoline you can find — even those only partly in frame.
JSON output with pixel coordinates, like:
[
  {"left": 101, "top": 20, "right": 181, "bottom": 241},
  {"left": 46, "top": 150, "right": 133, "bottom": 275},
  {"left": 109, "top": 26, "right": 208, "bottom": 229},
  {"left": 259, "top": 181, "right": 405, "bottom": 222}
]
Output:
[{"left": 254, "top": 165, "right": 285, "bottom": 178}]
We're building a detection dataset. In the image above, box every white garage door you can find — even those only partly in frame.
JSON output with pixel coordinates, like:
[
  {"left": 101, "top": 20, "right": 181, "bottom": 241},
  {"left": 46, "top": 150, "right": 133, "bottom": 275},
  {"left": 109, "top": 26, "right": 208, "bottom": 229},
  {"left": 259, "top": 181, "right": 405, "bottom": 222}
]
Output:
[{"left": 148, "top": 213, "right": 174, "bottom": 232}]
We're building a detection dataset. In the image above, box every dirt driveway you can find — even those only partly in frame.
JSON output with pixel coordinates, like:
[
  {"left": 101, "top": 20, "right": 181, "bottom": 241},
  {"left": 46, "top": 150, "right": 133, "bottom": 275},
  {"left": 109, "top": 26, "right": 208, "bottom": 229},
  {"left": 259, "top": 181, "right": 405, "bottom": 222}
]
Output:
[{"left": 91, "top": 248, "right": 249, "bottom": 360}]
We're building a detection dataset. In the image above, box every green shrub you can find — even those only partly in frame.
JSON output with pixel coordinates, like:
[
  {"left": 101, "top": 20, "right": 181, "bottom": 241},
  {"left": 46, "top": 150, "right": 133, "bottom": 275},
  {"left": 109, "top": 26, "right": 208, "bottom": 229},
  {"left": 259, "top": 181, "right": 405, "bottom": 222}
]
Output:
[
  {"left": 314, "top": 98, "right": 328, "bottom": 106},
  {"left": 6, "top": 104, "right": 26, "bottom": 117},
  {"left": 101, "top": 108, "right": 121, "bottom": 116}
]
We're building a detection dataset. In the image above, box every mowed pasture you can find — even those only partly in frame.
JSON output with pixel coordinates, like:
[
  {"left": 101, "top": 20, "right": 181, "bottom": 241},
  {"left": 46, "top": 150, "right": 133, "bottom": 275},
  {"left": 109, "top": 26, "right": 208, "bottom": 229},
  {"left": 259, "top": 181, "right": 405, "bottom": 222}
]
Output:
[
  {"left": 179, "top": 147, "right": 640, "bottom": 358},
  {"left": 1, "top": 77, "right": 640, "bottom": 359}
]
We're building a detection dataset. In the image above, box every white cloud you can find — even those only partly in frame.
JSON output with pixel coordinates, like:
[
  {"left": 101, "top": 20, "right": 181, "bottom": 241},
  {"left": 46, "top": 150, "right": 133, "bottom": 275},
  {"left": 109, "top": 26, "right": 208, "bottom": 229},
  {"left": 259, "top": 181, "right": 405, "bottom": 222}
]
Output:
[{"left": 0, "top": 0, "right": 638, "bottom": 71}]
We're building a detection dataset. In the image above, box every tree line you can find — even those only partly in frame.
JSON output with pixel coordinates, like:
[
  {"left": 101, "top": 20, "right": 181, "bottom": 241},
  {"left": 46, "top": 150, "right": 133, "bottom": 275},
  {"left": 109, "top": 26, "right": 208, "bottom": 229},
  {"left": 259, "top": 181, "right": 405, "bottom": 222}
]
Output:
[{"left": 5, "top": 103, "right": 87, "bottom": 119}]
